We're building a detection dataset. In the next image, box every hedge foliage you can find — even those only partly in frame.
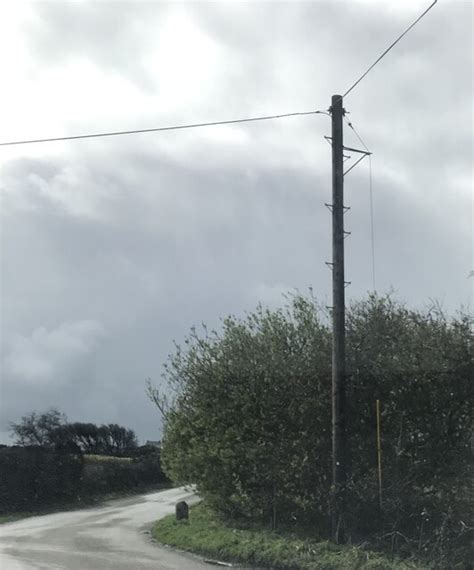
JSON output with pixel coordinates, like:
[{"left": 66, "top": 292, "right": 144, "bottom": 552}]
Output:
[
  {"left": 155, "top": 294, "right": 473, "bottom": 567},
  {"left": 0, "top": 444, "right": 169, "bottom": 514},
  {"left": 0, "top": 446, "right": 83, "bottom": 512}
]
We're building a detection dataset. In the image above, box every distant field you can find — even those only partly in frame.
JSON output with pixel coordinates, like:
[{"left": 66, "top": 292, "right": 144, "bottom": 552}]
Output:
[{"left": 83, "top": 454, "right": 132, "bottom": 464}]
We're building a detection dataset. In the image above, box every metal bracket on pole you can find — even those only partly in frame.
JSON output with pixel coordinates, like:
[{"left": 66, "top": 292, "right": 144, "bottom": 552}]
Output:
[
  {"left": 344, "top": 153, "right": 370, "bottom": 177},
  {"left": 325, "top": 261, "right": 334, "bottom": 270},
  {"left": 326, "top": 136, "right": 351, "bottom": 161},
  {"left": 343, "top": 231, "right": 351, "bottom": 239},
  {"left": 343, "top": 144, "right": 371, "bottom": 155},
  {"left": 328, "top": 203, "right": 350, "bottom": 214}
]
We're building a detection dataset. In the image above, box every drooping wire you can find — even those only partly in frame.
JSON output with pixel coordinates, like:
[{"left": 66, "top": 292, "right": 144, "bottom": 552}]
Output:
[
  {"left": 345, "top": 117, "right": 370, "bottom": 154},
  {"left": 342, "top": 0, "right": 438, "bottom": 99},
  {"left": 345, "top": 117, "right": 376, "bottom": 292},
  {"left": 0, "top": 109, "right": 328, "bottom": 147},
  {"left": 368, "top": 155, "right": 376, "bottom": 292}
]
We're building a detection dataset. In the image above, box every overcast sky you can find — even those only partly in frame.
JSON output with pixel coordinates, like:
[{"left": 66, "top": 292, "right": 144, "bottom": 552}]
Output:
[{"left": 0, "top": 0, "right": 472, "bottom": 444}]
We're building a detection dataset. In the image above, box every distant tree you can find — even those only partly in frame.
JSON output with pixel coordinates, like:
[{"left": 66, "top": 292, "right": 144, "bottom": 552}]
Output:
[
  {"left": 11, "top": 411, "right": 138, "bottom": 457},
  {"left": 101, "top": 424, "right": 138, "bottom": 455},
  {"left": 55, "top": 423, "right": 100, "bottom": 454},
  {"left": 50, "top": 422, "right": 138, "bottom": 455},
  {"left": 10, "top": 408, "right": 67, "bottom": 447}
]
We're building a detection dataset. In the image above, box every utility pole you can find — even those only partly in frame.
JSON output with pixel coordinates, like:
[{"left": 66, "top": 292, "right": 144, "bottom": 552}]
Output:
[{"left": 330, "top": 94, "right": 347, "bottom": 543}]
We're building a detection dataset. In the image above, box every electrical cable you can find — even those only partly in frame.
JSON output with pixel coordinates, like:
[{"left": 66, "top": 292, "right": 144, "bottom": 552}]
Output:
[
  {"left": 345, "top": 117, "right": 376, "bottom": 292},
  {"left": 0, "top": 110, "right": 327, "bottom": 147},
  {"left": 1, "top": 2, "right": 439, "bottom": 147},
  {"left": 368, "top": 155, "right": 376, "bottom": 292},
  {"left": 345, "top": 117, "right": 370, "bottom": 154},
  {"left": 342, "top": 0, "right": 438, "bottom": 99}
]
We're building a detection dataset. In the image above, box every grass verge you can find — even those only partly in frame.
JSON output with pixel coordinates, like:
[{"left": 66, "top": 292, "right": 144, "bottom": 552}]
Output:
[
  {"left": 152, "top": 503, "right": 424, "bottom": 570},
  {"left": 0, "top": 513, "right": 30, "bottom": 524}
]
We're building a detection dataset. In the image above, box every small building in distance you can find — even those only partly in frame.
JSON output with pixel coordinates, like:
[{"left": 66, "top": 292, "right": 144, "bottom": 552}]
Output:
[{"left": 145, "top": 440, "right": 161, "bottom": 449}]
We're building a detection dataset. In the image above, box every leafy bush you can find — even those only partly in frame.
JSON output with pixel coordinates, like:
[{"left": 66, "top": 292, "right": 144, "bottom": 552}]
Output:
[
  {"left": 154, "top": 294, "right": 473, "bottom": 566},
  {"left": 344, "top": 297, "right": 473, "bottom": 565}
]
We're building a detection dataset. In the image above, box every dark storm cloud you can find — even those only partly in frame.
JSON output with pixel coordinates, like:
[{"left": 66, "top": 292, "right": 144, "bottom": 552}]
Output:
[
  {"left": 0, "top": 150, "right": 329, "bottom": 439},
  {"left": 2, "top": 143, "right": 469, "bottom": 440},
  {"left": 1, "top": 1, "right": 472, "bottom": 442}
]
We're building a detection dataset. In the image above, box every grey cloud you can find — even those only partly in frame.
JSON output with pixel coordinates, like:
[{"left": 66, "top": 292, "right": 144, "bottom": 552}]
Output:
[
  {"left": 4, "top": 320, "right": 106, "bottom": 386},
  {"left": 24, "top": 3, "right": 166, "bottom": 93},
  {"left": 1, "top": 1, "right": 472, "bottom": 442}
]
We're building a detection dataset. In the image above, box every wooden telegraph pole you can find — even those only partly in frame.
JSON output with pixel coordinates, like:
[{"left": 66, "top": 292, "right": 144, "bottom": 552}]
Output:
[
  {"left": 324, "top": 0, "right": 438, "bottom": 545},
  {"left": 330, "top": 94, "right": 347, "bottom": 542}
]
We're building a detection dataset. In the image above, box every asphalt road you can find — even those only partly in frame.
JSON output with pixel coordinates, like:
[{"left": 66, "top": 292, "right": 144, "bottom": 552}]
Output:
[{"left": 0, "top": 487, "right": 215, "bottom": 569}]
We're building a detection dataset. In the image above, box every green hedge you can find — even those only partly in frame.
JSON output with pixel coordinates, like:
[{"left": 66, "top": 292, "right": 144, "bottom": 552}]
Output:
[
  {"left": 0, "top": 446, "right": 83, "bottom": 512},
  {"left": 0, "top": 445, "right": 169, "bottom": 514}
]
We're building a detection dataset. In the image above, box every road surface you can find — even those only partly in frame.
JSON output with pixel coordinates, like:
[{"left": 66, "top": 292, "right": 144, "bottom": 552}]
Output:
[{"left": 0, "top": 487, "right": 215, "bottom": 569}]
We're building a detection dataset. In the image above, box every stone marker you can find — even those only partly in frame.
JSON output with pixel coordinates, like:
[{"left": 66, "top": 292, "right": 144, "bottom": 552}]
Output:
[{"left": 175, "top": 500, "right": 189, "bottom": 521}]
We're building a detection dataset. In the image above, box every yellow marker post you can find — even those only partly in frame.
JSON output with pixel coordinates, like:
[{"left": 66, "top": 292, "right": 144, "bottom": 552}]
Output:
[{"left": 376, "top": 399, "right": 383, "bottom": 510}]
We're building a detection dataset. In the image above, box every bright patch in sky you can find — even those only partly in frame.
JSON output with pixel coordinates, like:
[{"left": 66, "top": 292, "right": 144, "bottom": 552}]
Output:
[{"left": 144, "top": 10, "right": 220, "bottom": 108}]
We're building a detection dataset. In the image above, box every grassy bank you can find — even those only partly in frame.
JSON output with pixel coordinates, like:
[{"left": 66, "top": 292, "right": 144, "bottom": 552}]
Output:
[{"left": 152, "top": 503, "right": 423, "bottom": 570}]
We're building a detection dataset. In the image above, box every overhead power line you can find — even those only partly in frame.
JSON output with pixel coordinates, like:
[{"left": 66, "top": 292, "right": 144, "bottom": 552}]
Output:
[
  {"left": 0, "top": 3, "right": 438, "bottom": 147},
  {"left": 342, "top": 0, "right": 438, "bottom": 99},
  {"left": 0, "top": 110, "right": 327, "bottom": 147}
]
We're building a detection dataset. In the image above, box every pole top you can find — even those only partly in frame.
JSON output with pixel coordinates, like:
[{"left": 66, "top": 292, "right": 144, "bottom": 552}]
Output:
[{"left": 329, "top": 95, "right": 345, "bottom": 115}]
